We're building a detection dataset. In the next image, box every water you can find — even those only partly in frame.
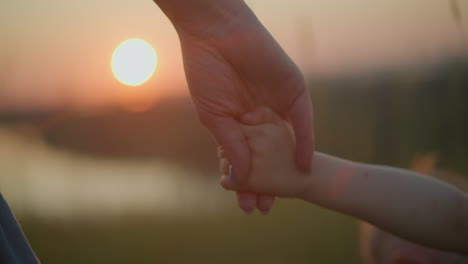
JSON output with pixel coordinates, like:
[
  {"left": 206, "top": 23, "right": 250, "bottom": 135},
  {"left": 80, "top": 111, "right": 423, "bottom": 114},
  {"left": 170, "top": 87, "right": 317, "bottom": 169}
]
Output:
[{"left": 0, "top": 127, "right": 229, "bottom": 219}]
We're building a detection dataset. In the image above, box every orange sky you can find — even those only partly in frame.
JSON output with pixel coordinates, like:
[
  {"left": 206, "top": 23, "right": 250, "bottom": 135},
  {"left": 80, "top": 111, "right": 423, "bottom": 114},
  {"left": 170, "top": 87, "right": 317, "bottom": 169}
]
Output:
[{"left": 0, "top": 0, "right": 467, "bottom": 111}]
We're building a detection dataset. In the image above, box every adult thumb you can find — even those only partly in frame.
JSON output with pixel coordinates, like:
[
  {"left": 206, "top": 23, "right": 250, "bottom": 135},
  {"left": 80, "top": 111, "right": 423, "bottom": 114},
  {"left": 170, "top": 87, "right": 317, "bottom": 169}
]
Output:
[{"left": 288, "top": 90, "right": 314, "bottom": 172}]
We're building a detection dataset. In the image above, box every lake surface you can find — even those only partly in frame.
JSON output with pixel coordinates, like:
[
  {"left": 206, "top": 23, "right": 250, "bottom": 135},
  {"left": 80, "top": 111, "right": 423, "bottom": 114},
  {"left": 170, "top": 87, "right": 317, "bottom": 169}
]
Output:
[{"left": 0, "top": 127, "right": 230, "bottom": 219}]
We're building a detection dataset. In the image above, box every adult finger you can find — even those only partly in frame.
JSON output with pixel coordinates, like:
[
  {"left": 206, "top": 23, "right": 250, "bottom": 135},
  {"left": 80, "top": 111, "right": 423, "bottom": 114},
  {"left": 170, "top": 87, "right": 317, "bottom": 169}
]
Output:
[
  {"left": 236, "top": 191, "right": 256, "bottom": 214},
  {"left": 219, "top": 158, "right": 230, "bottom": 176},
  {"left": 219, "top": 168, "right": 263, "bottom": 215},
  {"left": 288, "top": 90, "right": 314, "bottom": 172},
  {"left": 220, "top": 174, "right": 235, "bottom": 190},
  {"left": 240, "top": 110, "right": 279, "bottom": 213},
  {"left": 257, "top": 195, "right": 275, "bottom": 214},
  {"left": 221, "top": 179, "right": 274, "bottom": 214},
  {"left": 202, "top": 115, "right": 250, "bottom": 184},
  {"left": 201, "top": 115, "right": 257, "bottom": 212},
  {"left": 217, "top": 146, "right": 226, "bottom": 159}
]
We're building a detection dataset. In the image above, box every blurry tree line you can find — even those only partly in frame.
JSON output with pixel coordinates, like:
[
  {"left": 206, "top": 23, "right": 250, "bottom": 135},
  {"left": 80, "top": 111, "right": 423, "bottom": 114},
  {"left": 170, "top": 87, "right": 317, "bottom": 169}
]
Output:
[
  {"left": 1, "top": 56, "right": 467, "bottom": 178},
  {"left": 311, "top": 56, "right": 468, "bottom": 175}
]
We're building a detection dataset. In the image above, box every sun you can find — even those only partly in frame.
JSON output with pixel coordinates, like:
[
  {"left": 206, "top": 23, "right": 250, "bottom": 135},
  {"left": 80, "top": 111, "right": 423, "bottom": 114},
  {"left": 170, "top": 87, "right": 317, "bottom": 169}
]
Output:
[{"left": 111, "top": 38, "right": 158, "bottom": 86}]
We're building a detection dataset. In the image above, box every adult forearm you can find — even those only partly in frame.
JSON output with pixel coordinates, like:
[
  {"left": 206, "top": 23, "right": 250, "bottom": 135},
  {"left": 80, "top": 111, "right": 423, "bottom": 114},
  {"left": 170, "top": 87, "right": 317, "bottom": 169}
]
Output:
[
  {"left": 153, "top": 0, "right": 256, "bottom": 36},
  {"left": 302, "top": 152, "right": 468, "bottom": 253}
]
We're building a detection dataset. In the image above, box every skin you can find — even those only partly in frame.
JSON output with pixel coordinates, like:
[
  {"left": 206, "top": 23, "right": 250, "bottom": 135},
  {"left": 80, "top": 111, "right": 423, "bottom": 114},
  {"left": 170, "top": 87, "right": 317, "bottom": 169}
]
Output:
[
  {"left": 152, "top": 0, "right": 314, "bottom": 213},
  {"left": 360, "top": 222, "right": 468, "bottom": 264},
  {"left": 220, "top": 107, "right": 468, "bottom": 255}
]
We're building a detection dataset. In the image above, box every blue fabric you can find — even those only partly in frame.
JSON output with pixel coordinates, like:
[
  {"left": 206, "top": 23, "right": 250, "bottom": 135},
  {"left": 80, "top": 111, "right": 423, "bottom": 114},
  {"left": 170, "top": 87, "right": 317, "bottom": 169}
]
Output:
[{"left": 0, "top": 193, "right": 39, "bottom": 264}]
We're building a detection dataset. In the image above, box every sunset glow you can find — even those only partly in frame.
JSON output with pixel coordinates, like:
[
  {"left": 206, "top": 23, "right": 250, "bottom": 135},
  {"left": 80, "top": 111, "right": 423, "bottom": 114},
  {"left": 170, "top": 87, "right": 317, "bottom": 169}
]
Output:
[
  {"left": 1, "top": 0, "right": 467, "bottom": 109},
  {"left": 111, "top": 38, "right": 158, "bottom": 86}
]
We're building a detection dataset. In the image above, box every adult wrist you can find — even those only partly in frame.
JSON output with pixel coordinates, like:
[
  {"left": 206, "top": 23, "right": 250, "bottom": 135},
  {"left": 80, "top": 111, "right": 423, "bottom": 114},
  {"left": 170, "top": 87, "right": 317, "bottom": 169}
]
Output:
[{"left": 154, "top": 0, "right": 258, "bottom": 38}]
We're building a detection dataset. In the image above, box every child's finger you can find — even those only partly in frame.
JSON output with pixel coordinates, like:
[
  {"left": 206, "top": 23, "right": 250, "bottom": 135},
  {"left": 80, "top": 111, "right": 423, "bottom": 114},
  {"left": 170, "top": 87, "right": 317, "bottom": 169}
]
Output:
[
  {"left": 240, "top": 124, "right": 271, "bottom": 141},
  {"left": 239, "top": 124, "right": 259, "bottom": 138},
  {"left": 240, "top": 107, "right": 281, "bottom": 125}
]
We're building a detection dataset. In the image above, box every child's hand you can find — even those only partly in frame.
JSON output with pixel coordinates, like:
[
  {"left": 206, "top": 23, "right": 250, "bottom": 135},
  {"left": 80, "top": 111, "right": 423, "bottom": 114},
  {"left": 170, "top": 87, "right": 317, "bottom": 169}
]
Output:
[{"left": 219, "top": 107, "right": 308, "bottom": 198}]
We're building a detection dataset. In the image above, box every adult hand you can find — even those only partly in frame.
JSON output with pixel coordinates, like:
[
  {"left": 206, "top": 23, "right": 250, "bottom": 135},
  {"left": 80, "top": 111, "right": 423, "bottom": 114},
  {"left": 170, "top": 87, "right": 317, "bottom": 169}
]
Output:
[{"left": 153, "top": 0, "right": 314, "bottom": 213}]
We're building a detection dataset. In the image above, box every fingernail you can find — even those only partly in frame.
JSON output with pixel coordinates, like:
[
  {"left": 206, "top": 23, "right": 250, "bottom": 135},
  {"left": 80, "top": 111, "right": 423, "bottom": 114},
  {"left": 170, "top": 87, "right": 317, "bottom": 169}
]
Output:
[
  {"left": 229, "top": 165, "right": 237, "bottom": 187},
  {"left": 244, "top": 210, "right": 254, "bottom": 215},
  {"left": 260, "top": 210, "right": 270, "bottom": 215}
]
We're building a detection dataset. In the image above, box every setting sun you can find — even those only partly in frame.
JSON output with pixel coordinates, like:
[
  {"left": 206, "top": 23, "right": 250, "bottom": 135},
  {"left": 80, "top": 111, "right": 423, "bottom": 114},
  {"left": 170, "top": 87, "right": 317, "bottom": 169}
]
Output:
[{"left": 111, "top": 38, "right": 158, "bottom": 86}]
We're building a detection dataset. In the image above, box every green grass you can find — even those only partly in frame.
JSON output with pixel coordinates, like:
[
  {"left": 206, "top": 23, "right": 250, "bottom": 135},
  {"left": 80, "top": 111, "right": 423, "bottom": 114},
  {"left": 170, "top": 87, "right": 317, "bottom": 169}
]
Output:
[{"left": 21, "top": 199, "right": 362, "bottom": 264}]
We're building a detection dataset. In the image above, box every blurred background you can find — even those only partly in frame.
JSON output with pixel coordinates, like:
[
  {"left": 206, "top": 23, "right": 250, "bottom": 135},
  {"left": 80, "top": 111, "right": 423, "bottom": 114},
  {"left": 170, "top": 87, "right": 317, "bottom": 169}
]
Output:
[{"left": 1, "top": 0, "right": 467, "bottom": 263}]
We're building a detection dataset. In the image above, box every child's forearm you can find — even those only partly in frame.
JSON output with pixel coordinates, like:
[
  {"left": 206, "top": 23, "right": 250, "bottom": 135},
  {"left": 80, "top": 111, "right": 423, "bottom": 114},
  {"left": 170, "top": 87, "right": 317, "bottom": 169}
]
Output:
[{"left": 301, "top": 152, "right": 468, "bottom": 254}]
